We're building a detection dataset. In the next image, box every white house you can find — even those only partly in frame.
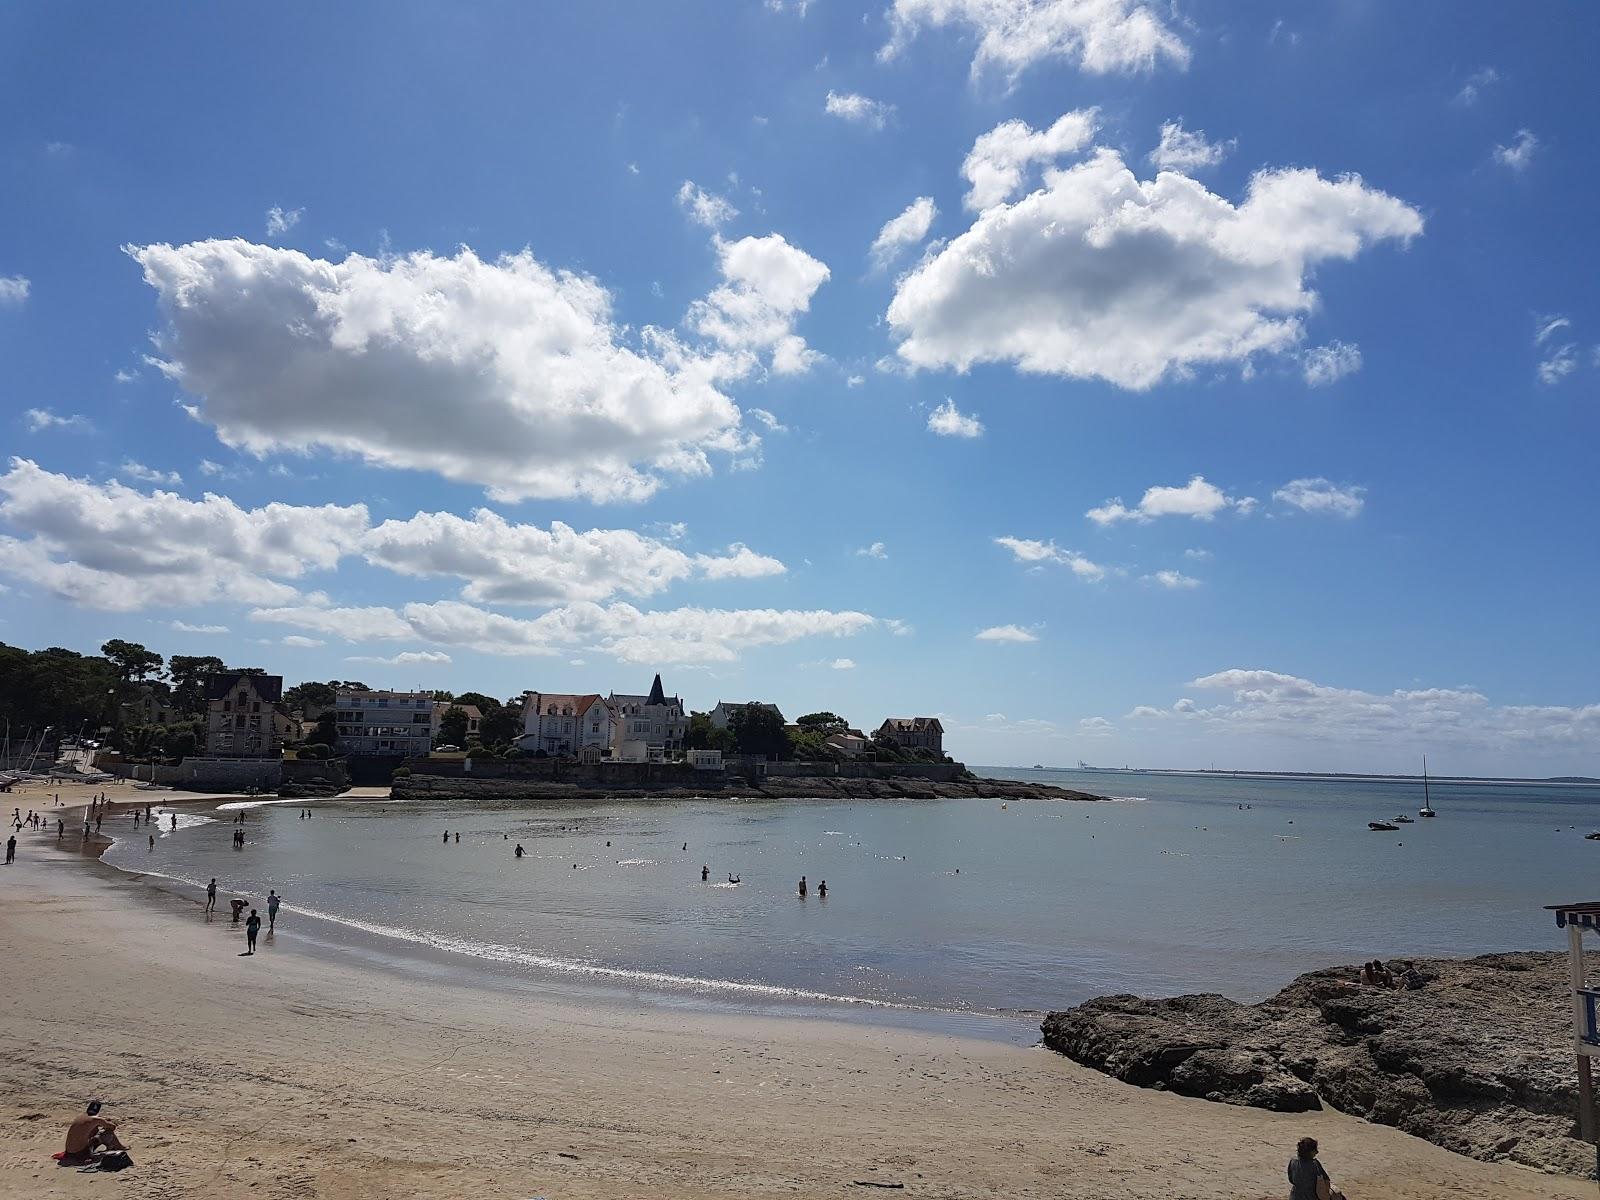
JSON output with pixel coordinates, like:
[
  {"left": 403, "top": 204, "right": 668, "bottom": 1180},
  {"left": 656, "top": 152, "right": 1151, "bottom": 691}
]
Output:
[
  {"left": 608, "top": 674, "right": 688, "bottom": 757},
  {"left": 516, "top": 693, "right": 616, "bottom": 756},
  {"left": 825, "top": 730, "right": 871, "bottom": 759},
  {"left": 708, "top": 700, "right": 785, "bottom": 730}
]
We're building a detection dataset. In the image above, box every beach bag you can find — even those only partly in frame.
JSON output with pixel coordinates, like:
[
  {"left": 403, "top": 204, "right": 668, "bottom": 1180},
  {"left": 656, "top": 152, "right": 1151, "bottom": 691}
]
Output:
[{"left": 98, "top": 1151, "right": 133, "bottom": 1172}]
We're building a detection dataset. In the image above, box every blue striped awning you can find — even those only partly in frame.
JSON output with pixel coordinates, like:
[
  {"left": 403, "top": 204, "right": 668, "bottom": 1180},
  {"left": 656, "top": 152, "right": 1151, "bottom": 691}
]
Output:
[{"left": 1549, "top": 902, "right": 1600, "bottom": 930}]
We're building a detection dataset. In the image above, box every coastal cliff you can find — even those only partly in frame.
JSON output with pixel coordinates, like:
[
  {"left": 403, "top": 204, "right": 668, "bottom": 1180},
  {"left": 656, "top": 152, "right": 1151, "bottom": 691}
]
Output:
[
  {"left": 391, "top": 772, "right": 1100, "bottom": 803},
  {"left": 1041, "top": 952, "right": 1593, "bottom": 1177}
]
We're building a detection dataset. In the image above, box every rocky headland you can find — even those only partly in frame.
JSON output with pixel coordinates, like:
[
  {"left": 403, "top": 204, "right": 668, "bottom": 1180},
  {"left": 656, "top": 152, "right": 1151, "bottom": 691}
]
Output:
[
  {"left": 391, "top": 772, "right": 1100, "bottom": 804},
  {"left": 1042, "top": 951, "right": 1593, "bottom": 1177}
]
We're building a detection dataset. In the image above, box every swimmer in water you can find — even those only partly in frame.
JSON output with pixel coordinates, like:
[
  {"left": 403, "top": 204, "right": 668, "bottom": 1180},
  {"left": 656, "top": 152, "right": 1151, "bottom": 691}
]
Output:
[
  {"left": 798, "top": 875, "right": 807, "bottom": 898},
  {"left": 817, "top": 880, "right": 827, "bottom": 898},
  {"left": 728, "top": 873, "right": 740, "bottom": 884},
  {"left": 701, "top": 865, "right": 709, "bottom": 881},
  {"left": 515, "top": 844, "right": 524, "bottom": 858}
]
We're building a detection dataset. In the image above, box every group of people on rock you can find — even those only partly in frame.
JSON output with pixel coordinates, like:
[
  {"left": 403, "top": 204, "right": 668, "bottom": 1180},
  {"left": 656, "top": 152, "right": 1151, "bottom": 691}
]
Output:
[{"left": 1359, "top": 958, "right": 1421, "bottom": 990}]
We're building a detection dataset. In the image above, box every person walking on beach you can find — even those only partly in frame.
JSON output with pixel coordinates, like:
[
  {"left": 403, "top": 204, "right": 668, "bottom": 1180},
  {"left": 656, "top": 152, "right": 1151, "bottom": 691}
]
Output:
[
  {"left": 1288, "top": 1137, "right": 1345, "bottom": 1200},
  {"left": 798, "top": 875, "right": 807, "bottom": 898},
  {"left": 206, "top": 878, "right": 218, "bottom": 913},
  {"left": 454, "top": 832, "right": 460, "bottom": 843},
  {"left": 443, "top": 830, "right": 449, "bottom": 844},
  {"left": 5, "top": 834, "right": 14, "bottom": 864},
  {"left": 57, "top": 818, "right": 63, "bottom": 841},
  {"left": 148, "top": 834, "right": 154, "bottom": 851},
  {"left": 267, "top": 890, "right": 280, "bottom": 931},
  {"left": 245, "top": 908, "right": 261, "bottom": 954},
  {"left": 170, "top": 813, "right": 176, "bottom": 830}
]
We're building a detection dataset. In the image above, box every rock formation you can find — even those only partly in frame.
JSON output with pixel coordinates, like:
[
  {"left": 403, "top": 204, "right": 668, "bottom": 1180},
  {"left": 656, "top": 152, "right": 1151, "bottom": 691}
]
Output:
[
  {"left": 1042, "top": 952, "right": 1594, "bottom": 1177},
  {"left": 392, "top": 773, "right": 1099, "bottom": 804}
]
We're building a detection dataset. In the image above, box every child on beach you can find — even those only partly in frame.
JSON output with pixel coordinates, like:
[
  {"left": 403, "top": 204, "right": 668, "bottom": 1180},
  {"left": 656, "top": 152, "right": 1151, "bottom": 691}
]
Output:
[{"left": 1288, "top": 1137, "right": 1345, "bottom": 1200}]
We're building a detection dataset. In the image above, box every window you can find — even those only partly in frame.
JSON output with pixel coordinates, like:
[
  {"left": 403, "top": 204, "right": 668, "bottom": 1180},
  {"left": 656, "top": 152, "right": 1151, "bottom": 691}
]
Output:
[
  {"left": 252, "top": 702, "right": 260, "bottom": 713},
  {"left": 377, "top": 697, "right": 389, "bottom": 708},
  {"left": 223, "top": 700, "right": 232, "bottom": 713}
]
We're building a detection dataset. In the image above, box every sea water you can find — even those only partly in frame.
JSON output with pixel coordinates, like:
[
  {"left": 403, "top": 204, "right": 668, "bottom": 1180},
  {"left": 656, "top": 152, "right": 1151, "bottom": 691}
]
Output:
[{"left": 102, "top": 769, "right": 1600, "bottom": 1032}]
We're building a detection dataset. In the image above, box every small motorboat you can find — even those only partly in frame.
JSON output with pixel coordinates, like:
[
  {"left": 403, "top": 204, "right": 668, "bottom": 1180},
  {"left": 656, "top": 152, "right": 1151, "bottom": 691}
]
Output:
[
  {"left": 1369, "top": 821, "right": 1400, "bottom": 831},
  {"left": 1394, "top": 815, "right": 1414, "bottom": 824},
  {"left": 1585, "top": 832, "right": 1600, "bottom": 842}
]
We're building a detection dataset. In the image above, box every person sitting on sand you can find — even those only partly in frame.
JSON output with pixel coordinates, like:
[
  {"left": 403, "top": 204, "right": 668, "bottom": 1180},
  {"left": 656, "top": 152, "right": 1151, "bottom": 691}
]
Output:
[
  {"left": 62, "top": 1100, "right": 127, "bottom": 1165},
  {"left": 1288, "top": 1136, "right": 1345, "bottom": 1200}
]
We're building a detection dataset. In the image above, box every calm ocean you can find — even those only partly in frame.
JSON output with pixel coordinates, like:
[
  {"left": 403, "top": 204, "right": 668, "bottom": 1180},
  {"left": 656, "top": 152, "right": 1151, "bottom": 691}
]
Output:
[{"left": 101, "top": 768, "right": 1600, "bottom": 1038}]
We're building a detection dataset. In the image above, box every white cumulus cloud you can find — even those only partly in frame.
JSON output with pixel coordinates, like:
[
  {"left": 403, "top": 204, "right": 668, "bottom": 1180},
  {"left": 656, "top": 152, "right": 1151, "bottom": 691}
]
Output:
[
  {"left": 888, "top": 148, "right": 1422, "bottom": 390},
  {"left": 880, "top": 0, "right": 1190, "bottom": 81},
  {"left": 686, "top": 233, "right": 830, "bottom": 376},
  {"left": 870, "top": 196, "right": 938, "bottom": 270},
  {"left": 1148, "top": 569, "right": 1200, "bottom": 589},
  {"left": 0, "top": 458, "right": 365, "bottom": 611},
  {"left": 131, "top": 238, "right": 750, "bottom": 503},
  {"left": 0, "top": 275, "right": 30, "bottom": 306},
  {"left": 252, "top": 599, "right": 879, "bottom": 666},
  {"left": 926, "top": 398, "right": 984, "bottom": 438},
  {"left": 1087, "top": 475, "right": 1241, "bottom": 525},
  {"left": 962, "top": 110, "right": 1098, "bottom": 211}
]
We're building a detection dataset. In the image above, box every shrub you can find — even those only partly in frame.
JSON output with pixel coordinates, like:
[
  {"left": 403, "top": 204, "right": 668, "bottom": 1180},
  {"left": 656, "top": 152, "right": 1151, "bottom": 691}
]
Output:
[{"left": 391, "top": 766, "right": 411, "bottom": 779}]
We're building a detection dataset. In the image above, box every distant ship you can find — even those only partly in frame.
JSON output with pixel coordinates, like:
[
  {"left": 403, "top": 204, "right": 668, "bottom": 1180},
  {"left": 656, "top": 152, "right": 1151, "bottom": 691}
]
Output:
[
  {"left": 1077, "top": 761, "right": 1130, "bottom": 772},
  {"left": 1419, "top": 755, "right": 1437, "bottom": 818}
]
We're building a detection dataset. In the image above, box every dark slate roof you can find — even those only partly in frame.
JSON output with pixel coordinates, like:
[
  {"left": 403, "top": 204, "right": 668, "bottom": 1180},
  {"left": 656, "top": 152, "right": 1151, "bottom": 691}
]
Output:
[{"left": 203, "top": 672, "right": 283, "bottom": 702}]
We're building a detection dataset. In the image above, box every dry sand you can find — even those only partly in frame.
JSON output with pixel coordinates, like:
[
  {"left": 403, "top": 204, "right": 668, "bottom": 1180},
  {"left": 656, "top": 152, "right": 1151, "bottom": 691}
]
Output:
[{"left": 0, "top": 827, "right": 1589, "bottom": 1199}]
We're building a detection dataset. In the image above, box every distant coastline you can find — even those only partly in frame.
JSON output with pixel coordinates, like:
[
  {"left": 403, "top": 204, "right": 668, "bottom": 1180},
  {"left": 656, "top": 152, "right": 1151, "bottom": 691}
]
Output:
[{"left": 989, "top": 765, "right": 1600, "bottom": 786}]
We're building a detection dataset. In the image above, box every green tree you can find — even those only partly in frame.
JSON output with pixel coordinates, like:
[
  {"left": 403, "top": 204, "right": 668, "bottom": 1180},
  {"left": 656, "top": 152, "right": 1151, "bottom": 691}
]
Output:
[
  {"left": 435, "top": 705, "right": 469, "bottom": 748},
  {"left": 168, "top": 726, "right": 198, "bottom": 759},
  {"left": 786, "top": 727, "right": 839, "bottom": 761},
  {"left": 454, "top": 691, "right": 500, "bottom": 714},
  {"left": 284, "top": 680, "right": 338, "bottom": 713},
  {"left": 101, "top": 639, "right": 163, "bottom": 682},
  {"left": 167, "top": 655, "right": 227, "bottom": 715},
  {"left": 312, "top": 710, "right": 339, "bottom": 747},
  {"left": 796, "top": 711, "right": 848, "bottom": 735},
  {"left": 727, "top": 703, "right": 787, "bottom": 760},
  {"left": 480, "top": 705, "right": 522, "bottom": 749},
  {"left": 429, "top": 689, "right": 454, "bottom": 702}
]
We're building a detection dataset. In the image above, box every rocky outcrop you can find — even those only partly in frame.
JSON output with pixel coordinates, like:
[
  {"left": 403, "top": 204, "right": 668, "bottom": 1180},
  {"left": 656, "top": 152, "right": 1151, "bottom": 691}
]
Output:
[
  {"left": 1042, "top": 952, "right": 1594, "bottom": 1177},
  {"left": 391, "top": 773, "right": 1099, "bottom": 804}
]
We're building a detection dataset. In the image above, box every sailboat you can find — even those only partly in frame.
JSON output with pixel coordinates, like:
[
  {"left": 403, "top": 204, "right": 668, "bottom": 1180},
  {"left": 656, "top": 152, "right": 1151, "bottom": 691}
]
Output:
[{"left": 1418, "top": 755, "right": 1437, "bottom": 818}]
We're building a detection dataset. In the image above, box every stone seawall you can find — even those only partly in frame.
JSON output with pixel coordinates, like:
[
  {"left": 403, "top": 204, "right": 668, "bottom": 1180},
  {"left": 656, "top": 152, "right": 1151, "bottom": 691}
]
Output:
[
  {"left": 391, "top": 772, "right": 1100, "bottom": 804},
  {"left": 1041, "top": 952, "right": 1593, "bottom": 1177}
]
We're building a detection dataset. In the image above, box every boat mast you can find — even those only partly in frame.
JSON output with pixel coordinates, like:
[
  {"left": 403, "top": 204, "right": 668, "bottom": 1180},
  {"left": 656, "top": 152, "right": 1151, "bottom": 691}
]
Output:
[{"left": 1423, "top": 754, "right": 1432, "bottom": 810}]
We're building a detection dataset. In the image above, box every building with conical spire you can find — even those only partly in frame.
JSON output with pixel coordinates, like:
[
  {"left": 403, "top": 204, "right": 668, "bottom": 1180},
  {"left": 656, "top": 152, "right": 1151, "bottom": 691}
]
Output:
[{"left": 608, "top": 673, "right": 688, "bottom": 761}]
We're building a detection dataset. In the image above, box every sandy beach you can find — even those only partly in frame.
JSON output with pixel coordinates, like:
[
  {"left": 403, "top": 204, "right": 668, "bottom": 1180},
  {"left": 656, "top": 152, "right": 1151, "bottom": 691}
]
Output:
[{"left": 0, "top": 825, "right": 1589, "bottom": 1200}]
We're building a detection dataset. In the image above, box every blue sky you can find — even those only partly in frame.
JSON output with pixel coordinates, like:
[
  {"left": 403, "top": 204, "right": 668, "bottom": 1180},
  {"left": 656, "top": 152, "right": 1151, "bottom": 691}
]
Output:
[{"left": 1, "top": 1, "right": 1596, "bottom": 774}]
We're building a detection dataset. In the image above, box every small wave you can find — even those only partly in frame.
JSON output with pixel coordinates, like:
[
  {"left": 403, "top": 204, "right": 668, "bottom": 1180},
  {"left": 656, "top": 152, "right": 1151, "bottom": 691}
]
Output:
[
  {"left": 709, "top": 881, "right": 741, "bottom": 889},
  {"left": 822, "top": 830, "right": 845, "bottom": 836},
  {"left": 1107, "top": 795, "right": 1148, "bottom": 803},
  {"left": 616, "top": 858, "right": 655, "bottom": 866},
  {"left": 215, "top": 797, "right": 304, "bottom": 811}
]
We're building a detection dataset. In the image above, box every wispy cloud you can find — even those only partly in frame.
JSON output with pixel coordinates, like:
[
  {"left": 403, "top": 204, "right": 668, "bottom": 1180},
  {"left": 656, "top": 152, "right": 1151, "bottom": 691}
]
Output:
[
  {"left": 855, "top": 541, "right": 888, "bottom": 559},
  {"left": 926, "top": 398, "right": 983, "bottom": 438},
  {"left": 824, "top": 90, "right": 895, "bottom": 131},
  {"left": 1273, "top": 478, "right": 1365, "bottom": 517},
  {"left": 266, "top": 205, "right": 303, "bottom": 236},
  {"left": 0, "top": 275, "right": 30, "bottom": 306},
  {"left": 23, "top": 407, "right": 93, "bottom": 433},
  {"left": 993, "top": 536, "right": 1105, "bottom": 581},
  {"left": 1493, "top": 129, "right": 1538, "bottom": 172},
  {"left": 120, "top": 460, "right": 183, "bottom": 486},
  {"left": 975, "top": 624, "right": 1038, "bottom": 643}
]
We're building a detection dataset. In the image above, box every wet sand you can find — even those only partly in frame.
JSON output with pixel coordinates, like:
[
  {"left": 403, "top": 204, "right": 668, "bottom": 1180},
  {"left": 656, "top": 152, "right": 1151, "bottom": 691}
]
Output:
[{"left": 0, "top": 841, "right": 1588, "bottom": 1198}]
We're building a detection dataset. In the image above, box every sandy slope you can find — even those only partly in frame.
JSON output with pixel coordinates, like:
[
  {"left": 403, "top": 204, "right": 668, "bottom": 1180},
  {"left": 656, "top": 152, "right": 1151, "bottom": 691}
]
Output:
[{"left": 0, "top": 850, "right": 1588, "bottom": 1199}]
